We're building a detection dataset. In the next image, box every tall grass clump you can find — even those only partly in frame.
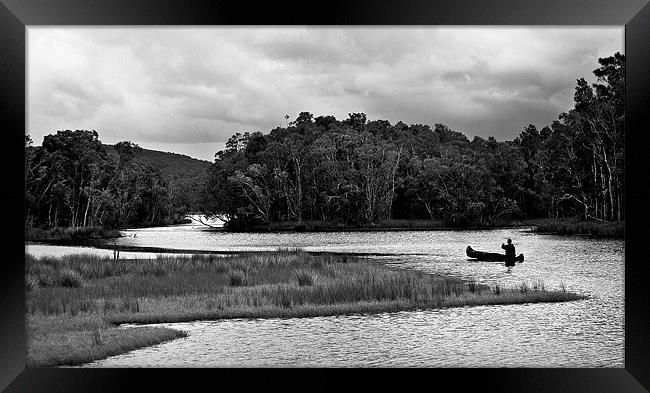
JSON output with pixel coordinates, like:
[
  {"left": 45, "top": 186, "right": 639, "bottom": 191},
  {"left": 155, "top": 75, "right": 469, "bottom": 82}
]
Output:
[
  {"left": 467, "top": 279, "right": 486, "bottom": 294},
  {"left": 59, "top": 269, "right": 84, "bottom": 287},
  {"left": 26, "top": 274, "right": 40, "bottom": 291},
  {"left": 277, "top": 247, "right": 304, "bottom": 254},
  {"left": 229, "top": 270, "right": 248, "bottom": 286},
  {"left": 295, "top": 270, "right": 317, "bottom": 286},
  {"left": 91, "top": 327, "right": 103, "bottom": 346},
  {"left": 29, "top": 263, "right": 58, "bottom": 287},
  {"left": 138, "top": 260, "right": 168, "bottom": 277}
]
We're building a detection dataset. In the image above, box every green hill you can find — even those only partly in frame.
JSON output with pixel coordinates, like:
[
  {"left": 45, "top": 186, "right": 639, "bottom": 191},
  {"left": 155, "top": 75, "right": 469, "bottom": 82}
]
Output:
[{"left": 104, "top": 145, "right": 212, "bottom": 212}]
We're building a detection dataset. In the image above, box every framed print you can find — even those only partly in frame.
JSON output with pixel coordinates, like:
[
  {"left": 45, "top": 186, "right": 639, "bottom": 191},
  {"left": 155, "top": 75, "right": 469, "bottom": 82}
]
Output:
[{"left": 2, "top": 0, "right": 649, "bottom": 391}]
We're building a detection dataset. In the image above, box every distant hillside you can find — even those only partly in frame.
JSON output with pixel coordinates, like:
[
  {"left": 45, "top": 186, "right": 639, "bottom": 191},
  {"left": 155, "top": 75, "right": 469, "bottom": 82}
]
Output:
[
  {"left": 104, "top": 144, "right": 211, "bottom": 181},
  {"left": 104, "top": 144, "right": 212, "bottom": 211}
]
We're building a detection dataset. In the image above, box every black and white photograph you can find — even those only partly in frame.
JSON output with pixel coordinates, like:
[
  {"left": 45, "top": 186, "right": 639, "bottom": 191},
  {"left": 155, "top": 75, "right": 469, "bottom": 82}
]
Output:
[{"left": 23, "top": 24, "right": 628, "bottom": 369}]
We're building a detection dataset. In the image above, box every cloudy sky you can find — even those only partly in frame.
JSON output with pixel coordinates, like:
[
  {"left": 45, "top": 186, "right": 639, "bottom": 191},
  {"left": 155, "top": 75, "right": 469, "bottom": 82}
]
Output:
[{"left": 28, "top": 27, "right": 622, "bottom": 162}]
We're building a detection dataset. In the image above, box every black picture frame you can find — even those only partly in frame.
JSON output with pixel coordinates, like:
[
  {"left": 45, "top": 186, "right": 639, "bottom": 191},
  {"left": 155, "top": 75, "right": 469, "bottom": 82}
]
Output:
[{"left": 2, "top": 0, "right": 649, "bottom": 391}]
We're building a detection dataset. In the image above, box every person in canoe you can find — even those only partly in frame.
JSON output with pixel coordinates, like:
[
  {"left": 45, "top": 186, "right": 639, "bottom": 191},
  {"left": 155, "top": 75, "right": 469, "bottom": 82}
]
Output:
[{"left": 501, "top": 239, "right": 516, "bottom": 270}]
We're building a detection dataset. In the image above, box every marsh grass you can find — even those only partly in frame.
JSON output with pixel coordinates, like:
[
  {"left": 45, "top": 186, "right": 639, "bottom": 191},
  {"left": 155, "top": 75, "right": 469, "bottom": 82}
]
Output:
[
  {"left": 25, "top": 226, "right": 122, "bottom": 241},
  {"left": 295, "top": 270, "right": 316, "bottom": 286},
  {"left": 59, "top": 269, "right": 84, "bottom": 287},
  {"left": 26, "top": 251, "right": 585, "bottom": 318},
  {"left": 229, "top": 270, "right": 248, "bottom": 286},
  {"left": 27, "top": 324, "right": 186, "bottom": 367},
  {"left": 26, "top": 249, "right": 586, "bottom": 367},
  {"left": 91, "top": 326, "right": 103, "bottom": 346},
  {"left": 534, "top": 220, "right": 624, "bottom": 238}
]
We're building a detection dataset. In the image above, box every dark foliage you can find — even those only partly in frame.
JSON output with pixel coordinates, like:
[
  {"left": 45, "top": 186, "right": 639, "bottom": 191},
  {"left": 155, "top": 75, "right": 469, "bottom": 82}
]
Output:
[
  {"left": 200, "top": 53, "right": 624, "bottom": 229},
  {"left": 26, "top": 132, "right": 210, "bottom": 230},
  {"left": 104, "top": 145, "right": 211, "bottom": 218}
]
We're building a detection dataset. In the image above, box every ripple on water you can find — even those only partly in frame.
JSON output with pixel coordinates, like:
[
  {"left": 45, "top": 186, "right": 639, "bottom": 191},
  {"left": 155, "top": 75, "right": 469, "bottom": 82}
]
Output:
[{"left": 42, "top": 225, "right": 622, "bottom": 368}]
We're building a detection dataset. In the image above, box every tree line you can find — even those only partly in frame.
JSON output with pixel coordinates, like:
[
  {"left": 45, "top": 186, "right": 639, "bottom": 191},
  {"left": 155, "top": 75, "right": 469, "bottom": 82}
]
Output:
[
  {"left": 201, "top": 52, "right": 624, "bottom": 229},
  {"left": 24, "top": 52, "right": 624, "bottom": 231},
  {"left": 25, "top": 131, "right": 184, "bottom": 229}
]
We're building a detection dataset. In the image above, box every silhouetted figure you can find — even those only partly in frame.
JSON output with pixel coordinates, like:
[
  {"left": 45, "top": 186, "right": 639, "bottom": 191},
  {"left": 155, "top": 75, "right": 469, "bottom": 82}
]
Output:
[{"left": 501, "top": 239, "right": 516, "bottom": 268}]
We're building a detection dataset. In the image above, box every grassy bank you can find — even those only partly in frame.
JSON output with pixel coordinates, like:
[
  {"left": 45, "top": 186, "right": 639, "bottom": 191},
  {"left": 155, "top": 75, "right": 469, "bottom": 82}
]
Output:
[
  {"left": 25, "top": 226, "right": 122, "bottom": 242},
  {"left": 26, "top": 250, "right": 585, "bottom": 367},
  {"left": 27, "top": 314, "right": 186, "bottom": 367},
  {"left": 533, "top": 219, "right": 624, "bottom": 238}
]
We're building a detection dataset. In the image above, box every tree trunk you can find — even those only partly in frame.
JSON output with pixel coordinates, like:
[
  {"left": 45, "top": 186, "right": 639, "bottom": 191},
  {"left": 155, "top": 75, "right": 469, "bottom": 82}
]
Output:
[
  {"left": 388, "top": 146, "right": 402, "bottom": 220},
  {"left": 75, "top": 179, "right": 84, "bottom": 228},
  {"left": 597, "top": 159, "right": 607, "bottom": 221},
  {"left": 617, "top": 189, "right": 621, "bottom": 221},
  {"left": 601, "top": 145, "right": 614, "bottom": 221},
  {"left": 83, "top": 196, "right": 91, "bottom": 227},
  {"left": 592, "top": 153, "right": 599, "bottom": 219},
  {"left": 292, "top": 156, "right": 303, "bottom": 224}
]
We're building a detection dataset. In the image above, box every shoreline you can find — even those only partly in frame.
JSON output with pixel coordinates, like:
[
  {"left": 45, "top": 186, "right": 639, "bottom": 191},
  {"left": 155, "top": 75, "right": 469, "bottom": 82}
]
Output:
[
  {"left": 221, "top": 220, "right": 537, "bottom": 233},
  {"left": 25, "top": 218, "right": 624, "bottom": 242},
  {"left": 106, "top": 293, "right": 586, "bottom": 327},
  {"left": 26, "top": 250, "right": 586, "bottom": 367},
  {"left": 26, "top": 241, "right": 406, "bottom": 257}
]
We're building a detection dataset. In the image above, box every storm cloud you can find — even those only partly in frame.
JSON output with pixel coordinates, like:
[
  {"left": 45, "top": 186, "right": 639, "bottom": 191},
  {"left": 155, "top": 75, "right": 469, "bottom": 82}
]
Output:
[{"left": 28, "top": 27, "right": 623, "bottom": 161}]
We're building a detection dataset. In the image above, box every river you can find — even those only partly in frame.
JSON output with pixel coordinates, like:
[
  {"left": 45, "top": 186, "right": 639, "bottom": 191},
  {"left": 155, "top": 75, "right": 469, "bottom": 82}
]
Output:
[{"left": 26, "top": 219, "right": 624, "bottom": 367}]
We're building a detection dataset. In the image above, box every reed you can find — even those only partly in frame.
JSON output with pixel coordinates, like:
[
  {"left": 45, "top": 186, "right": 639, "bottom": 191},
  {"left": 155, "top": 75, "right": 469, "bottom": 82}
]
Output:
[
  {"left": 295, "top": 269, "right": 317, "bottom": 286},
  {"left": 229, "top": 270, "right": 248, "bottom": 286},
  {"left": 25, "top": 226, "right": 122, "bottom": 241},
  {"left": 534, "top": 220, "right": 624, "bottom": 238},
  {"left": 27, "top": 251, "right": 585, "bottom": 317},
  {"left": 27, "top": 324, "right": 186, "bottom": 367},
  {"left": 26, "top": 250, "right": 586, "bottom": 366}
]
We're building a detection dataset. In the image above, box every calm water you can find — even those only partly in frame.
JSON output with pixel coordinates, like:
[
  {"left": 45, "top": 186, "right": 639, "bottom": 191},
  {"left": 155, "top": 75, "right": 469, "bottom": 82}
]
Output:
[{"left": 33, "top": 220, "right": 624, "bottom": 367}]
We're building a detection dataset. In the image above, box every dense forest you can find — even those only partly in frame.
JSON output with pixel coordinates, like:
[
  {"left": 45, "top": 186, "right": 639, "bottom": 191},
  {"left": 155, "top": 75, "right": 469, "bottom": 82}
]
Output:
[
  {"left": 103, "top": 145, "right": 211, "bottom": 216},
  {"left": 25, "top": 134, "right": 210, "bottom": 230},
  {"left": 201, "top": 52, "right": 624, "bottom": 230}
]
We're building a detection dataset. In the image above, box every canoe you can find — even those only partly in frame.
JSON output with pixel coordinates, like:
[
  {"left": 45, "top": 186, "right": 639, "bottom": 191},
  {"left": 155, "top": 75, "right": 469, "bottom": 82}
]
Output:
[{"left": 466, "top": 246, "right": 524, "bottom": 263}]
